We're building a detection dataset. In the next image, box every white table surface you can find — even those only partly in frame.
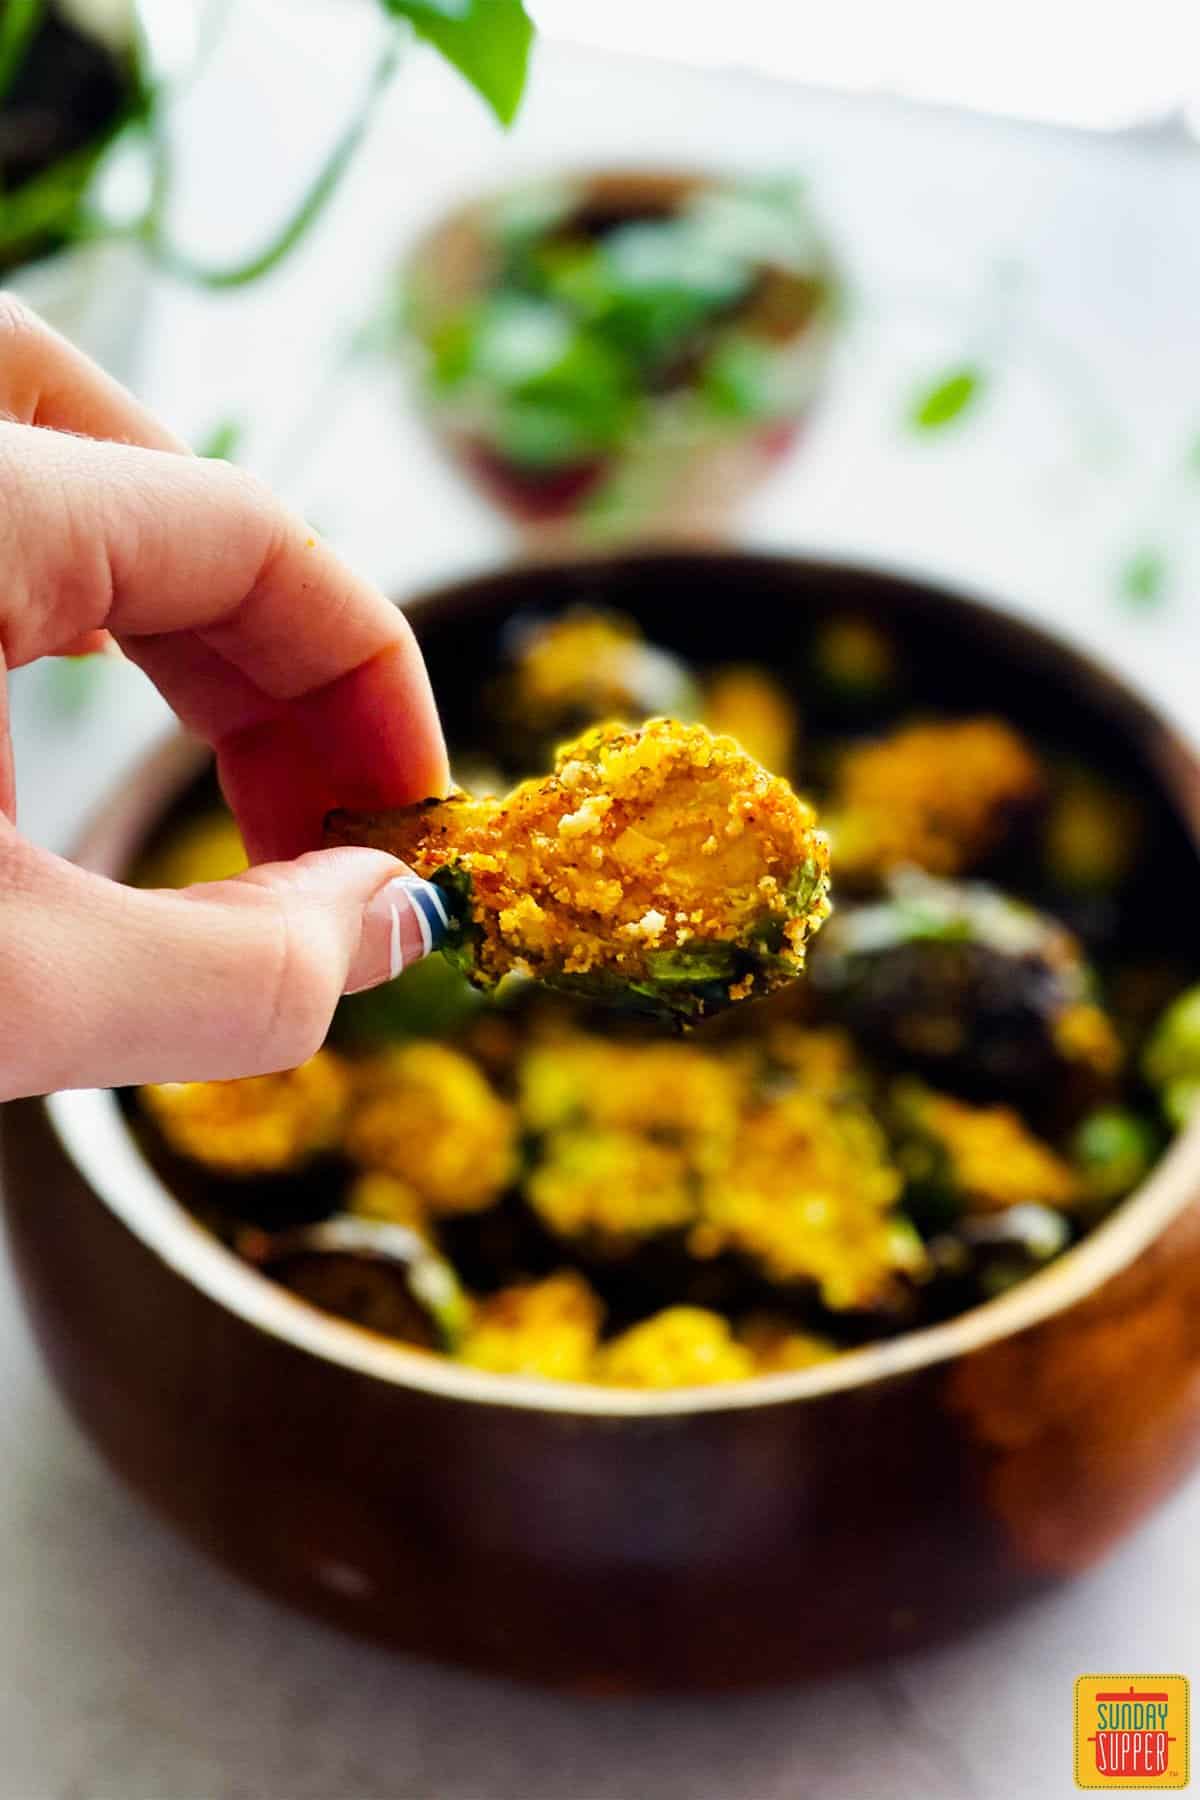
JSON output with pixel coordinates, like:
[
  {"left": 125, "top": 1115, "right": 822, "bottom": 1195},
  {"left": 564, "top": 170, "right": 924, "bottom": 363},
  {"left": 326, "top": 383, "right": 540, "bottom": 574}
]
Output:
[{"left": 4, "top": 10, "right": 1200, "bottom": 1795}]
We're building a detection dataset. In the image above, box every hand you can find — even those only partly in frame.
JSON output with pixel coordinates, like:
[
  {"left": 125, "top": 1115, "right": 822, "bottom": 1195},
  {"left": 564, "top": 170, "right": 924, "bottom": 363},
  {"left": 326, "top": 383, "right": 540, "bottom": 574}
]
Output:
[{"left": 0, "top": 298, "right": 451, "bottom": 1101}]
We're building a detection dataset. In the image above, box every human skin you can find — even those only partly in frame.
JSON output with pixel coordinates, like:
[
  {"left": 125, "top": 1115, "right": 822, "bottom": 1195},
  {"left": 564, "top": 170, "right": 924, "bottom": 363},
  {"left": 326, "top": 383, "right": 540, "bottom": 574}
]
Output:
[{"left": 0, "top": 296, "right": 451, "bottom": 1100}]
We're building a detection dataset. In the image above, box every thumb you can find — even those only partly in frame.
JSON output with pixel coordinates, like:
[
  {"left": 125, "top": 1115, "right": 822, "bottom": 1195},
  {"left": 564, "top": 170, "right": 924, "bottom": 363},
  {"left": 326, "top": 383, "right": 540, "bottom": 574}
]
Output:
[{"left": 0, "top": 842, "right": 450, "bottom": 1099}]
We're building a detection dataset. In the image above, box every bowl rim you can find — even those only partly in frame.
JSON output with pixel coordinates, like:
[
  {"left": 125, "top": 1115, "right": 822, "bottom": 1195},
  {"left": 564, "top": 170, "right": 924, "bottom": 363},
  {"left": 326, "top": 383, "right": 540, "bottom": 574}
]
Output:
[{"left": 38, "top": 549, "right": 1200, "bottom": 1419}]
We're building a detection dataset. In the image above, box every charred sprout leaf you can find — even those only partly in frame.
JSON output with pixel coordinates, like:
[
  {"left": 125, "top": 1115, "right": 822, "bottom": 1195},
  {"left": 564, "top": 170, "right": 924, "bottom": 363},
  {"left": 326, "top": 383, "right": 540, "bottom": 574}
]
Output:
[
  {"left": 909, "top": 364, "right": 985, "bottom": 432},
  {"left": 1119, "top": 544, "right": 1168, "bottom": 610},
  {"left": 382, "top": 0, "right": 533, "bottom": 127}
]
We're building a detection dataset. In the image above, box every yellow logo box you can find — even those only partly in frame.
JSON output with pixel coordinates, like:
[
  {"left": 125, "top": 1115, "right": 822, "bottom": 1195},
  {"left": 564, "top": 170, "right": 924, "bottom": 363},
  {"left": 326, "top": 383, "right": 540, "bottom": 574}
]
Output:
[{"left": 1075, "top": 1676, "right": 1189, "bottom": 1789}]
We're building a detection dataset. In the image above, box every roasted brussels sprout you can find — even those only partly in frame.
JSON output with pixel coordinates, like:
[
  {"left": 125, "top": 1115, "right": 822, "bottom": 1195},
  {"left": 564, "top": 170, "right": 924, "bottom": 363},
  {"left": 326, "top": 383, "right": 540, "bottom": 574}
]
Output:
[
  {"left": 829, "top": 717, "right": 1042, "bottom": 886},
  {"left": 343, "top": 1044, "right": 517, "bottom": 1214},
  {"left": 1043, "top": 766, "right": 1141, "bottom": 894},
  {"left": 701, "top": 665, "right": 799, "bottom": 774},
  {"left": 458, "top": 1271, "right": 603, "bottom": 1381},
  {"left": 328, "top": 719, "right": 831, "bottom": 1022},
  {"left": 889, "top": 1079, "right": 1081, "bottom": 1224},
  {"left": 1143, "top": 985, "right": 1200, "bottom": 1129},
  {"left": 490, "top": 608, "right": 698, "bottom": 763},
  {"left": 692, "top": 1088, "right": 927, "bottom": 1311},
  {"left": 1071, "top": 1106, "right": 1159, "bottom": 1208},
  {"left": 238, "top": 1215, "right": 470, "bottom": 1350},
  {"left": 140, "top": 1052, "right": 350, "bottom": 1178},
  {"left": 808, "top": 615, "right": 900, "bottom": 711},
  {"left": 595, "top": 1307, "right": 755, "bottom": 1387},
  {"left": 812, "top": 870, "right": 1120, "bottom": 1112},
  {"left": 739, "top": 1314, "right": 838, "bottom": 1373}
]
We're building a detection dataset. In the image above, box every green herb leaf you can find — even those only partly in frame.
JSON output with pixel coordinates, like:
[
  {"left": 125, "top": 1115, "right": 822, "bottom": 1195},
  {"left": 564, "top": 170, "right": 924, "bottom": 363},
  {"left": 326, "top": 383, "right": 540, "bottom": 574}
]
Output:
[
  {"left": 383, "top": 0, "right": 533, "bottom": 126},
  {"left": 1119, "top": 545, "right": 1168, "bottom": 610},
  {"left": 0, "top": 0, "right": 43, "bottom": 106},
  {"left": 909, "top": 365, "right": 985, "bottom": 432},
  {"left": 198, "top": 418, "right": 243, "bottom": 461}
]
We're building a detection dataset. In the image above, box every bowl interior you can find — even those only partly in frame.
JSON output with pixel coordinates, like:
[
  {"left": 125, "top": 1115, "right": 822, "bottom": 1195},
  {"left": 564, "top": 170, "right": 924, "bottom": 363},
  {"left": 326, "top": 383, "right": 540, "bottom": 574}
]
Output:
[{"left": 50, "top": 552, "right": 1200, "bottom": 1415}]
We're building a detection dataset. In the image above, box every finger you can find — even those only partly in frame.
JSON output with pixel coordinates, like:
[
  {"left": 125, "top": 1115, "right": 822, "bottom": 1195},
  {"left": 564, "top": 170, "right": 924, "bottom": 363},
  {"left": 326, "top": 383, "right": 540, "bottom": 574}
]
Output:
[
  {"left": 0, "top": 293, "right": 186, "bottom": 449},
  {"left": 0, "top": 839, "right": 452, "bottom": 1099},
  {"left": 0, "top": 424, "right": 449, "bottom": 854}
]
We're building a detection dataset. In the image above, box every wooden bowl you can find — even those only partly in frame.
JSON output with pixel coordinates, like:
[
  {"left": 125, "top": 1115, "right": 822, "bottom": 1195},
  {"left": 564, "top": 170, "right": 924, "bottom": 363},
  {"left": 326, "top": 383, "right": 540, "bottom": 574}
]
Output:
[
  {"left": 404, "top": 170, "right": 839, "bottom": 552},
  {"left": 5, "top": 552, "right": 1200, "bottom": 1692}
]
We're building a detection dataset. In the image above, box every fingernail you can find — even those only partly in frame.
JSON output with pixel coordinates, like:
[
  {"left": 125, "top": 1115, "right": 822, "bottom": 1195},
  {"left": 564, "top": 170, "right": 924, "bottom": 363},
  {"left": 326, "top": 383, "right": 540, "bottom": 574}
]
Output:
[{"left": 346, "top": 875, "right": 450, "bottom": 994}]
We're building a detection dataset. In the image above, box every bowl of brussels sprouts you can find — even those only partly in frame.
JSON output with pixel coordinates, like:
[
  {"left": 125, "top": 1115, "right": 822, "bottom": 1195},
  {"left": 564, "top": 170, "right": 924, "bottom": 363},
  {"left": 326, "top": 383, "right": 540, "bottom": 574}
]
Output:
[{"left": 6, "top": 550, "right": 1200, "bottom": 1690}]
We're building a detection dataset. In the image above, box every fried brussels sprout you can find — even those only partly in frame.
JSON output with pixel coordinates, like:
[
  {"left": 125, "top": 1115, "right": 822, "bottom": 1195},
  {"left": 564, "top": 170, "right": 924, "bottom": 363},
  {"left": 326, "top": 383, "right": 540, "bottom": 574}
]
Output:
[
  {"left": 1043, "top": 767, "right": 1141, "bottom": 893},
  {"left": 345, "top": 1171, "right": 431, "bottom": 1238},
  {"left": 739, "top": 1314, "right": 838, "bottom": 1373},
  {"left": 829, "top": 717, "right": 1042, "bottom": 885},
  {"left": 692, "top": 1089, "right": 927, "bottom": 1310},
  {"left": 518, "top": 1032, "right": 746, "bottom": 1250},
  {"left": 140, "top": 1051, "right": 350, "bottom": 1177},
  {"left": 491, "top": 608, "right": 698, "bottom": 760},
  {"left": 458, "top": 1271, "right": 604, "bottom": 1381},
  {"left": 238, "top": 1215, "right": 470, "bottom": 1350},
  {"left": 1143, "top": 984, "right": 1200, "bottom": 1129},
  {"left": 702, "top": 665, "right": 798, "bottom": 774},
  {"left": 136, "top": 810, "right": 247, "bottom": 890},
  {"left": 808, "top": 615, "right": 900, "bottom": 710},
  {"left": 1070, "top": 1107, "right": 1158, "bottom": 1209},
  {"left": 890, "top": 1080, "right": 1081, "bottom": 1219},
  {"left": 595, "top": 1307, "right": 755, "bottom": 1387},
  {"left": 812, "top": 870, "right": 1121, "bottom": 1108},
  {"left": 328, "top": 719, "right": 831, "bottom": 1022},
  {"left": 343, "top": 1043, "right": 517, "bottom": 1214},
  {"left": 948, "top": 1205, "right": 1072, "bottom": 1301}
]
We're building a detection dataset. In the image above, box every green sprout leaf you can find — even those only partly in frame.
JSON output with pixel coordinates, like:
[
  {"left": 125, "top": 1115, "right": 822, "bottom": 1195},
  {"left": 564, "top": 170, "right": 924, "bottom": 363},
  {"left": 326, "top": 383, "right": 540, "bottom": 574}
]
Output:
[
  {"left": 1119, "top": 544, "right": 1168, "bottom": 610},
  {"left": 909, "top": 364, "right": 985, "bottom": 432},
  {"left": 383, "top": 0, "right": 533, "bottom": 126}
]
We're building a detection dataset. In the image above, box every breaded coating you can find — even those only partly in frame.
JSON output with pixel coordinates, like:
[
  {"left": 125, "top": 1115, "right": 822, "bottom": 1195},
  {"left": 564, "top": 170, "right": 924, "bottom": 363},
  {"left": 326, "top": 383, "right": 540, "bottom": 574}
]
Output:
[
  {"left": 518, "top": 1031, "right": 748, "bottom": 1246},
  {"left": 595, "top": 1308, "right": 755, "bottom": 1388},
  {"left": 693, "top": 1090, "right": 927, "bottom": 1310},
  {"left": 893, "top": 1080, "right": 1081, "bottom": 1213},
  {"left": 494, "top": 608, "right": 697, "bottom": 749},
  {"left": 518, "top": 1032, "right": 747, "bottom": 1166},
  {"left": 739, "top": 1314, "right": 838, "bottom": 1373},
  {"left": 830, "top": 717, "right": 1042, "bottom": 883},
  {"left": 702, "top": 665, "right": 798, "bottom": 774},
  {"left": 327, "top": 719, "right": 831, "bottom": 1021},
  {"left": 762, "top": 1025, "right": 867, "bottom": 1096},
  {"left": 458, "top": 1271, "right": 603, "bottom": 1381},
  {"left": 345, "top": 1171, "right": 432, "bottom": 1239},
  {"left": 526, "top": 1128, "right": 697, "bottom": 1245},
  {"left": 136, "top": 810, "right": 247, "bottom": 890},
  {"left": 344, "top": 1043, "right": 517, "bottom": 1214},
  {"left": 140, "top": 1051, "right": 349, "bottom": 1177}
]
